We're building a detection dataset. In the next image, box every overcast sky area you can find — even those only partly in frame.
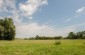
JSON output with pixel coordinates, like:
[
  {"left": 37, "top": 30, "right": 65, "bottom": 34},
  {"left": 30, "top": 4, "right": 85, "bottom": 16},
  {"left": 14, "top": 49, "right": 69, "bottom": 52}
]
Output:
[{"left": 0, "top": 0, "right": 85, "bottom": 38}]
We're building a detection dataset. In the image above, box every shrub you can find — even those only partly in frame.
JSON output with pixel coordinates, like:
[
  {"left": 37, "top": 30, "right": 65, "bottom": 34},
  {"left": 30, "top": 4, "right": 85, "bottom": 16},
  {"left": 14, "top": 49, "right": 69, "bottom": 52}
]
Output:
[{"left": 54, "top": 41, "right": 61, "bottom": 45}]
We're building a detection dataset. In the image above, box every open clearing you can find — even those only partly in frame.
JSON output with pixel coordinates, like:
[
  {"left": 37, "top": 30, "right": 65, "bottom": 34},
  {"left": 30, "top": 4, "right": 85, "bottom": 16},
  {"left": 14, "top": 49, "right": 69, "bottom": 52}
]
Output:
[{"left": 0, "top": 40, "right": 85, "bottom": 55}]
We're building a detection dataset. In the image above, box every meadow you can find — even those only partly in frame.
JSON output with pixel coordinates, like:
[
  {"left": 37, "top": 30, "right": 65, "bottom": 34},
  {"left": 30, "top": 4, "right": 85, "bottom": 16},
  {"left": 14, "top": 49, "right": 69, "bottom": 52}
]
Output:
[{"left": 0, "top": 39, "right": 85, "bottom": 55}]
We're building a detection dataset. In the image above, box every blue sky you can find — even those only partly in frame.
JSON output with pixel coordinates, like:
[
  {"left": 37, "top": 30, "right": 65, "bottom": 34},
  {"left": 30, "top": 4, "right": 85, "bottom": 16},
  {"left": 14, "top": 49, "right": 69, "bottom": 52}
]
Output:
[{"left": 0, "top": 0, "right": 85, "bottom": 38}]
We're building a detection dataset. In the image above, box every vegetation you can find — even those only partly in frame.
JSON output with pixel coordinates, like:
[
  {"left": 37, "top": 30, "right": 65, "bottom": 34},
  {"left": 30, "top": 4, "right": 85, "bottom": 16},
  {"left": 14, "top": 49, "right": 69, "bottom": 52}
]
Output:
[
  {"left": 29, "top": 35, "right": 63, "bottom": 40},
  {"left": 0, "top": 40, "right": 85, "bottom": 55},
  {"left": 0, "top": 17, "right": 15, "bottom": 40},
  {"left": 54, "top": 41, "right": 61, "bottom": 45},
  {"left": 67, "top": 31, "right": 85, "bottom": 39},
  {"left": 28, "top": 31, "right": 85, "bottom": 40}
]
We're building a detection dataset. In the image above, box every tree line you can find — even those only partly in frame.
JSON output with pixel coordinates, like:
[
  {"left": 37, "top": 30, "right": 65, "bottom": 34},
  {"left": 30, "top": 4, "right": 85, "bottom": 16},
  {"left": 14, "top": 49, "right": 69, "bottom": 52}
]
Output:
[
  {"left": 28, "top": 35, "right": 62, "bottom": 40},
  {"left": 29, "top": 31, "right": 85, "bottom": 40},
  {"left": 0, "top": 17, "right": 15, "bottom": 40},
  {"left": 67, "top": 31, "right": 85, "bottom": 39}
]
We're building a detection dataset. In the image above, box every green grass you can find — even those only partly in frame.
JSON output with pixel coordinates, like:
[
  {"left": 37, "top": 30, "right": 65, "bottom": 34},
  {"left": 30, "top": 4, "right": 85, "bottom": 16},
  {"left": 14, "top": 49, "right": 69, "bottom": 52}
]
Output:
[{"left": 0, "top": 39, "right": 85, "bottom": 55}]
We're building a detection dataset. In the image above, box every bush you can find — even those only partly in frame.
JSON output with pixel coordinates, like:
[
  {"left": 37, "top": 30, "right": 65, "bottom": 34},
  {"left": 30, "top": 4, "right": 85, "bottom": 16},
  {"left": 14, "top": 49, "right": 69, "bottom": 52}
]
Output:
[{"left": 54, "top": 41, "right": 61, "bottom": 45}]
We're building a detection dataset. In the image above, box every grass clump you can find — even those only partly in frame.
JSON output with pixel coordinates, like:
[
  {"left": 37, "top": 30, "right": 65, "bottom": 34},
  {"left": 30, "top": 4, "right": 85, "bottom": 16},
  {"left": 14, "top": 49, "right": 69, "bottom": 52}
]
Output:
[
  {"left": 83, "top": 42, "right": 85, "bottom": 44},
  {"left": 54, "top": 41, "right": 61, "bottom": 45}
]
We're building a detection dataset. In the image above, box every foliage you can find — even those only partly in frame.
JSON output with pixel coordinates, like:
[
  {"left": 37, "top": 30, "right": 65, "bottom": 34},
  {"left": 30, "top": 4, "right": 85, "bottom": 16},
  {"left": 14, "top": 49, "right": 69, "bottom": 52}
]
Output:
[
  {"left": 29, "top": 35, "right": 63, "bottom": 40},
  {"left": 67, "top": 31, "right": 85, "bottom": 39},
  {"left": 0, "top": 25, "right": 4, "bottom": 40},
  {"left": 0, "top": 17, "right": 15, "bottom": 40},
  {"left": 67, "top": 32, "right": 77, "bottom": 39}
]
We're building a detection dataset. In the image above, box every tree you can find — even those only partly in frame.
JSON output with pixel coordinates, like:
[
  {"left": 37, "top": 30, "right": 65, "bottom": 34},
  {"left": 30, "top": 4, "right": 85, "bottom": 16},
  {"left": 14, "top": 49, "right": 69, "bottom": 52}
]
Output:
[
  {"left": 0, "top": 19, "right": 4, "bottom": 26},
  {"left": 9, "top": 26, "right": 15, "bottom": 40},
  {"left": 4, "top": 17, "right": 15, "bottom": 40},
  {"left": 67, "top": 32, "right": 77, "bottom": 39},
  {"left": 0, "top": 17, "right": 15, "bottom": 40},
  {"left": 36, "top": 35, "right": 40, "bottom": 40},
  {"left": 81, "top": 31, "right": 85, "bottom": 39},
  {"left": 55, "top": 36, "right": 62, "bottom": 39},
  {"left": 76, "top": 31, "right": 83, "bottom": 39},
  {"left": 0, "top": 25, "right": 4, "bottom": 40}
]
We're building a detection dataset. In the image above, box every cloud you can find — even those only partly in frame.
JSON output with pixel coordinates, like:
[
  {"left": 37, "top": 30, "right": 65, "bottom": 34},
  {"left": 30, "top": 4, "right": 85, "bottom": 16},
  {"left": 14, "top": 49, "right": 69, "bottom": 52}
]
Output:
[
  {"left": 76, "top": 7, "right": 85, "bottom": 14},
  {"left": 19, "top": 0, "right": 48, "bottom": 17},
  {"left": 0, "top": 0, "right": 16, "bottom": 12},
  {"left": 16, "top": 23, "right": 80, "bottom": 38},
  {"left": 0, "top": 0, "right": 17, "bottom": 19},
  {"left": 65, "top": 7, "right": 85, "bottom": 22},
  {"left": 64, "top": 18, "right": 73, "bottom": 22},
  {"left": 0, "top": 0, "right": 3, "bottom": 8},
  {"left": 75, "top": 7, "right": 85, "bottom": 17},
  {"left": 3, "top": 0, "right": 48, "bottom": 23},
  {"left": 0, "top": 0, "right": 48, "bottom": 23},
  {"left": 29, "top": 16, "right": 33, "bottom": 19}
]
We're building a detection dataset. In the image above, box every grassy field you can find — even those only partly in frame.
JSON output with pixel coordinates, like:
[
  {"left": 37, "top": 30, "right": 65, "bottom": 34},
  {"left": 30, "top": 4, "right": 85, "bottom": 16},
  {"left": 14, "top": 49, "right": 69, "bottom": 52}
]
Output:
[{"left": 0, "top": 39, "right": 85, "bottom": 55}]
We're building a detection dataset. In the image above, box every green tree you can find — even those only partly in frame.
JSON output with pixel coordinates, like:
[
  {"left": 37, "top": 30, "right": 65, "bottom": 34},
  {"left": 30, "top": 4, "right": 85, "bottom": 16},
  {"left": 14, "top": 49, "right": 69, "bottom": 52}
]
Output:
[
  {"left": 76, "top": 31, "right": 83, "bottom": 39},
  {"left": 0, "top": 19, "right": 4, "bottom": 26},
  {"left": 55, "top": 36, "right": 62, "bottom": 39},
  {"left": 81, "top": 31, "right": 85, "bottom": 39},
  {"left": 0, "top": 17, "right": 16, "bottom": 40},
  {"left": 67, "top": 32, "right": 77, "bottom": 39},
  {"left": 0, "top": 25, "right": 4, "bottom": 40},
  {"left": 36, "top": 35, "right": 40, "bottom": 40},
  {"left": 4, "top": 17, "right": 15, "bottom": 40}
]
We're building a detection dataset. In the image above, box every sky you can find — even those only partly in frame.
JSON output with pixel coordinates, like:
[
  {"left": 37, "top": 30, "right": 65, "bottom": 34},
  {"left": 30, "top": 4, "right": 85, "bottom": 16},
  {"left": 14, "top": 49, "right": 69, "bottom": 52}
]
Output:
[{"left": 0, "top": 0, "right": 85, "bottom": 38}]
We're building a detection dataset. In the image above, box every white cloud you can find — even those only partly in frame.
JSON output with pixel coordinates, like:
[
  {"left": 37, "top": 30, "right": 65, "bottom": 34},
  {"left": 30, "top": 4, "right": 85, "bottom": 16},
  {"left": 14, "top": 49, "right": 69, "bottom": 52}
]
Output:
[
  {"left": 24, "top": 23, "right": 85, "bottom": 38},
  {"left": 75, "top": 7, "right": 85, "bottom": 17},
  {"left": 0, "top": 0, "right": 3, "bottom": 8},
  {"left": 19, "top": 0, "right": 48, "bottom": 17},
  {"left": 29, "top": 16, "right": 33, "bottom": 19},
  {"left": 0, "top": 0, "right": 48, "bottom": 23},
  {"left": 64, "top": 18, "right": 73, "bottom": 22},
  {"left": 16, "top": 23, "right": 79, "bottom": 38},
  {"left": 0, "top": 0, "right": 16, "bottom": 12},
  {"left": 65, "top": 7, "right": 85, "bottom": 22},
  {"left": 76, "top": 7, "right": 85, "bottom": 14},
  {"left": 0, "top": 0, "right": 23, "bottom": 26}
]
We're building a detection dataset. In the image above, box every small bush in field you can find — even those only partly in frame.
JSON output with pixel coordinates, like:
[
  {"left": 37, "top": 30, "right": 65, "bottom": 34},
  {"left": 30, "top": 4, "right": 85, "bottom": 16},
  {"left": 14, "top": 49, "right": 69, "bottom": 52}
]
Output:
[{"left": 54, "top": 41, "right": 61, "bottom": 45}]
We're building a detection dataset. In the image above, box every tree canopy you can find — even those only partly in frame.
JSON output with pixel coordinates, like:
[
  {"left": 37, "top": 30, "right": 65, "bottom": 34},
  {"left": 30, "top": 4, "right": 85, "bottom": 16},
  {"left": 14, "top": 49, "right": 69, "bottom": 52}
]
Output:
[
  {"left": 0, "top": 17, "right": 15, "bottom": 40},
  {"left": 67, "top": 31, "right": 85, "bottom": 39}
]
